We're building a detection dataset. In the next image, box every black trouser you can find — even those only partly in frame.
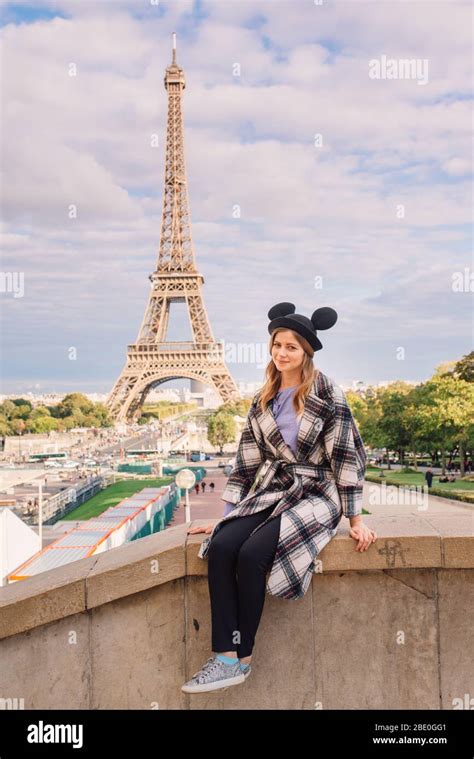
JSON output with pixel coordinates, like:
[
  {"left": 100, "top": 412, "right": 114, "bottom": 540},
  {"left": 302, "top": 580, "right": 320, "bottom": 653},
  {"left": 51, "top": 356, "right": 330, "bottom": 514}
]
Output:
[{"left": 207, "top": 506, "right": 281, "bottom": 659}]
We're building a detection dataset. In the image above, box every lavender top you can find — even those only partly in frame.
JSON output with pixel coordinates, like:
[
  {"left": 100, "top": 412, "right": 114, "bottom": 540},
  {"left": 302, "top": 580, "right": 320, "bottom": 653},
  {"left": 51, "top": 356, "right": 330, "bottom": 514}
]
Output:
[{"left": 222, "top": 386, "right": 301, "bottom": 516}]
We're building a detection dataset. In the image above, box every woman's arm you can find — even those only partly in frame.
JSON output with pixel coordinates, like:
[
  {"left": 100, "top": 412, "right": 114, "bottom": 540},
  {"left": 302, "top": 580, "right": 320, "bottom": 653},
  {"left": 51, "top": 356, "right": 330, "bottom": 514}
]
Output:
[
  {"left": 323, "top": 384, "right": 367, "bottom": 519},
  {"left": 221, "top": 405, "right": 265, "bottom": 507}
]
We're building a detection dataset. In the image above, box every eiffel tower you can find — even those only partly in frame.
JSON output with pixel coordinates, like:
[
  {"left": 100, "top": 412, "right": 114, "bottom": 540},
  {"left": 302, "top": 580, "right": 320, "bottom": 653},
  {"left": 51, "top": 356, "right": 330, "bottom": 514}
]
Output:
[{"left": 106, "top": 34, "right": 240, "bottom": 422}]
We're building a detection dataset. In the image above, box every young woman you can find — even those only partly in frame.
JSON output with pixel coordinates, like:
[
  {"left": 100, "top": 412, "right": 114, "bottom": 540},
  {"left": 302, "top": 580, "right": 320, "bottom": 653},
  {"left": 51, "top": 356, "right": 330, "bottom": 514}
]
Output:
[{"left": 182, "top": 302, "right": 377, "bottom": 694}]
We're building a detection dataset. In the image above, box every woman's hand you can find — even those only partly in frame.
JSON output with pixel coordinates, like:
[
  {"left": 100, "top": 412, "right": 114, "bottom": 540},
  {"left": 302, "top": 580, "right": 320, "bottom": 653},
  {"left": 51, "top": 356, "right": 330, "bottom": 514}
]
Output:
[
  {"left": 187, "top": 523, "right": 214, "bottom": 534},
  {"left": 348, "top": 516, "right": 377, "bottom": 552}
]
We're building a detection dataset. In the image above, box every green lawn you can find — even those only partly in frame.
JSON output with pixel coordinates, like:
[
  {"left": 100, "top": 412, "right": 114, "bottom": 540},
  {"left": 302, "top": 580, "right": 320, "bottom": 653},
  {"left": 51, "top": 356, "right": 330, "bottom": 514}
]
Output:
[
  {"left": 62, "top": 477, "right": 174, "bottom": 521},
  {"left": 366, "top": 467, "right": 474, "bottom": 492}
]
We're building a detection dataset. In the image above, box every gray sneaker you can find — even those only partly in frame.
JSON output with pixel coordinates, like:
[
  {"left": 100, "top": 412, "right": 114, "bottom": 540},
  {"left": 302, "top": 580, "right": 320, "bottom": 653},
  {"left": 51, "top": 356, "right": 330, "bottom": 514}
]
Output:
[{"left": 181, "top": 655, "right": 245, "bottom": 694}]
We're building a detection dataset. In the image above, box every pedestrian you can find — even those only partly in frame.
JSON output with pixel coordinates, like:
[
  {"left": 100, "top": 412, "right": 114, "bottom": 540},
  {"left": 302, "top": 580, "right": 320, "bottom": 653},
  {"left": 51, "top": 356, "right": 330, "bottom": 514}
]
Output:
[
  {"left": 194, "top": 483, "right": 199, "bottom": 496},
  {"left": 183, "top": 301, "right": 376, "bottom": 694},
  {"left": 209, "top": 482, "right": 215, "bottom": 492},
  {"left": 201, "top": 481, "right": 206, "bottom": 493},
  {"left": 425, "top": 467, "right": 433, "bottom": 488}
]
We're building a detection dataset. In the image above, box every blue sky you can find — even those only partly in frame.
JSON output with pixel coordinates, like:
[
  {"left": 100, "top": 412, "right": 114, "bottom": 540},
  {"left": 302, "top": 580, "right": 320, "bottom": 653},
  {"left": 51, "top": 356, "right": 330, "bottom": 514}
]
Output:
[{"left": 0, "top": 0, "right": 472, "bottom": 395}]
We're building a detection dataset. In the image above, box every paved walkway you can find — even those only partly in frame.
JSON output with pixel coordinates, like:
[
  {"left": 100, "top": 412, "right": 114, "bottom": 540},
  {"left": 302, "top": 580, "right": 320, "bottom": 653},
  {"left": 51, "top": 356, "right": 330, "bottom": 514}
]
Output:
[
  {"left": 167, "top": 466, "right": 229, "bottom": 527},
  {"left": 363, "top": 480, "right": 473, "bottom": 516},
  {"left": 168, "top": 467, "right": 473, "bottom": 529}
]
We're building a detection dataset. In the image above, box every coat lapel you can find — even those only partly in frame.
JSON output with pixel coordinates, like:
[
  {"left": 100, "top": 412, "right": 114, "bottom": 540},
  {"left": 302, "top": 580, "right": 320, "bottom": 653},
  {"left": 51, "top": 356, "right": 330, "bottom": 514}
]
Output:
[
  {"left": 254, "top": 371, "right": 335, "bottom": 463},
  {"left": 256, "top": 401, "right": 295, "bottom": 462}
]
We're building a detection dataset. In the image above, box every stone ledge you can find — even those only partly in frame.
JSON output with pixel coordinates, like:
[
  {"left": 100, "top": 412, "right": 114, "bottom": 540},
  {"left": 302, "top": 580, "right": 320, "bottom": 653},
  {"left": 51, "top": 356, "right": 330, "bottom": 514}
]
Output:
[{"left": 1, "top": 514, "right": 472, "bottom": 640}]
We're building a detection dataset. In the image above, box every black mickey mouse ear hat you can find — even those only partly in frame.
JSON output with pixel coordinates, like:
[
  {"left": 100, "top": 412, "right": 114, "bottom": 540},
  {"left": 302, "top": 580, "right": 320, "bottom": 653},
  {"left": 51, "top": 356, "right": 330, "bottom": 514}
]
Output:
[{"left": 267, "top": 301, "right": 338, "bottom": 352}]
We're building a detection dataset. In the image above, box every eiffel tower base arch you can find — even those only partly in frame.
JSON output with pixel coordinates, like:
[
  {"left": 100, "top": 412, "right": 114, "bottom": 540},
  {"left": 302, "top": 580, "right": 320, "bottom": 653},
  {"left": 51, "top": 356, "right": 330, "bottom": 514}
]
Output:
[{"left": 107, "top": 353, "right": 240, "bottom": 423}]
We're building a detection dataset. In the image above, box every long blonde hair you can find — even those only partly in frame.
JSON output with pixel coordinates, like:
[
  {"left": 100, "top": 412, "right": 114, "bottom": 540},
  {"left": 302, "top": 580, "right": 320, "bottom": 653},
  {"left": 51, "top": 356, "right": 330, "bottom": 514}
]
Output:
[{"left": 258, "top": 328, "right": 319, "bottom": 416}]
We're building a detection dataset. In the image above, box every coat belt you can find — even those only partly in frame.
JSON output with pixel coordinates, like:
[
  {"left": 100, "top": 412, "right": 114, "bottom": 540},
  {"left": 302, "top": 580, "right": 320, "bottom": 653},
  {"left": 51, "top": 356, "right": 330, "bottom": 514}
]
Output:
[{"left": 248, "top": 457, "right": 335, "bottom": 497}]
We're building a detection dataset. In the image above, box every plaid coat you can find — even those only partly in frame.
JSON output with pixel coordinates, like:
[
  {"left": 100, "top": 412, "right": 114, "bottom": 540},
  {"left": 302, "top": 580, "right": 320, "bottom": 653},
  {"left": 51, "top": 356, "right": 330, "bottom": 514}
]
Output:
[{"left": 197, "top": 370, "right": 367, "bottom": 600}]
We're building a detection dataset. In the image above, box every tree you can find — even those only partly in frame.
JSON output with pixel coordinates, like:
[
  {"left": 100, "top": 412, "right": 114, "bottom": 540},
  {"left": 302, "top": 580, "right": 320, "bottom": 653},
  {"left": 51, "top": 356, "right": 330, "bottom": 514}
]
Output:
[
  {"left": 0, "top": 400, "right": 17, "bottom": 419},
  {"left": 218, "top": 399, "right": 252, "bottom": 418},
  {"left": 207, "top": 412, "right": 236, "bottom": 454},
  {"left": 417, "top": 375, "right": 474, "bottom": 476},
  {"left": 399, "top": 385, "right": 436, "bottom": 470},
  {"left": 453, "top": 351, "right": 474, "bottom": 383},
  {"left": 26, "top": 415, "right": 58, "bottom": 434},
  {"left": 377, "top": 383, "right": 415, "bottom": 467},
  {"left": 52, "top": 393, "right": 95, "bottom": 419},
  {"left": 0, "top": 415, "right": 9, "bottom": 436},
  {"left": 10, "top": 418, "right": 26, "bottom": 435}
]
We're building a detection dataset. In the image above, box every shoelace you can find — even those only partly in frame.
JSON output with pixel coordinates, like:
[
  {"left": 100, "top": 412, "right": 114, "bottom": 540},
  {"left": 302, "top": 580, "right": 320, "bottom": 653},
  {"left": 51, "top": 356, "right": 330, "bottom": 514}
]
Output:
[
  {"left": 194, "top": 656, "right": 237, "bottom": 683},
  {"left": 191, "top": 656, "right": 214, "bottom": 679}
]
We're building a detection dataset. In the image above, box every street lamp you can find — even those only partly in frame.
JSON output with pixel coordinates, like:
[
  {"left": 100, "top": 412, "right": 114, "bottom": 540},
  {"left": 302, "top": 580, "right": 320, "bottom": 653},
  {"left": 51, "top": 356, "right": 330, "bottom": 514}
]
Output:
[{"left": 175, "top": 468, "right": 196, "bottom": 524}]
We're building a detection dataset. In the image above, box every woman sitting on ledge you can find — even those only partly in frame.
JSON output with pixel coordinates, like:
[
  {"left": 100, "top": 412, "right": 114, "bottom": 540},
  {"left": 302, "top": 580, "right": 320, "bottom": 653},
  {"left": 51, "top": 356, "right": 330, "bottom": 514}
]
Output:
[{"left": 183, "top": 301, "right": 377, "bottom": 695}]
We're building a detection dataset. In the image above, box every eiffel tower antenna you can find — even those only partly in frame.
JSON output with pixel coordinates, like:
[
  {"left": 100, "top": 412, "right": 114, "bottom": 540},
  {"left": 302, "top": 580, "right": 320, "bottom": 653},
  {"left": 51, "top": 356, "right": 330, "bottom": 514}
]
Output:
[{"left": 106, "top": 34, "right": 240, "bottom": 422}]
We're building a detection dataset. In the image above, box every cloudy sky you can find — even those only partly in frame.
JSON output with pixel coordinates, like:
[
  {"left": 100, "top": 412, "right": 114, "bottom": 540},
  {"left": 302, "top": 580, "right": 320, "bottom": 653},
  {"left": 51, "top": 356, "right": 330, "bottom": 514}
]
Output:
[{"left": 0, "top": 0, "right": 472, "bottom": 396}]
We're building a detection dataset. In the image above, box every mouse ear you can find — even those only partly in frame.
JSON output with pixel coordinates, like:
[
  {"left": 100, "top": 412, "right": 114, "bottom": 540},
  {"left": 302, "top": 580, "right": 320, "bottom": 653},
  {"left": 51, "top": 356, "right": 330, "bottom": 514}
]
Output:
[
  {"left": 311, "top": 307, "right": 338, "bottom": 330},
  {"left": 267, "top": 302, "right": 296, "bottom": 320}
]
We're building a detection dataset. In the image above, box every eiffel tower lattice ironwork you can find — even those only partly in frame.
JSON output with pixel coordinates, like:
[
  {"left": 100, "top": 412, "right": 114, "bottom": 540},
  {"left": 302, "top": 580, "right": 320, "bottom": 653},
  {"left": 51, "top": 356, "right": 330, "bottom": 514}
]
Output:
[{"left": 106, "top": 34, "right": 240, "bottom": 422}]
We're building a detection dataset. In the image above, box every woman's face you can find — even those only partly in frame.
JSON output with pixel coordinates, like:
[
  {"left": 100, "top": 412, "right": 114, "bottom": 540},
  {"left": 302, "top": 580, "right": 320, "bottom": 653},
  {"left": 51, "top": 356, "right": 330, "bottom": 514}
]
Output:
[{"left": 271, "top": 330, "right": 305, "bottom": 372}]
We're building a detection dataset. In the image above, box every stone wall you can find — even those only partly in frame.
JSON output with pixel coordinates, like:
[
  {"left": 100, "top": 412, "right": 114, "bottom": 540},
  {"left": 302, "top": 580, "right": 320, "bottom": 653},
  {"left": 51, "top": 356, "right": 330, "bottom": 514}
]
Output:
[{"left": 0, "top": 514, "right": 472, "bottom": 710}]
